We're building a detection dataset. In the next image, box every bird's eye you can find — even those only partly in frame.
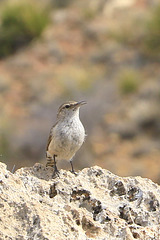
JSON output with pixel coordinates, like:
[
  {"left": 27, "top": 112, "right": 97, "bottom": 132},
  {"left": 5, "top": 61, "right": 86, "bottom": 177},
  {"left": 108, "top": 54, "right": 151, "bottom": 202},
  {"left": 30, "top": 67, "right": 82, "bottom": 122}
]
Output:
[{"left": 65, "top": 105, "right": 70, "bottom": 108}]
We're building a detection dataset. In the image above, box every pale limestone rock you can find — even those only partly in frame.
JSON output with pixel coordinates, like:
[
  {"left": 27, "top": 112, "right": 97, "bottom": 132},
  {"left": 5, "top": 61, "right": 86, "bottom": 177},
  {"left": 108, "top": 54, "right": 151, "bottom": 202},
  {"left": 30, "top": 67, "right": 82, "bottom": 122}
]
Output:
[{"left": 0, "top": 162, "right": 160, "bottom": 239}]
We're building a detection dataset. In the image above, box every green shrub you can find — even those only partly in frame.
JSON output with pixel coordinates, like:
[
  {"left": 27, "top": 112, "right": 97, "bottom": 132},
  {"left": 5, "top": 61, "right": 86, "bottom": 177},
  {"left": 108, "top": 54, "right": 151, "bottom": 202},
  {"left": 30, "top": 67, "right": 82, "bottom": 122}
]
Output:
[
  {"left": 0, "top": 0, "right": 49, "bottom": 58},
  {"left": 51, "top": 0, "right": 73, "bottom": 8},
  {"left": 144, "top": 5, "right": 160, "bottom": 57},
  {"left": 119, "top": 70, "right": 140, "bottom": 95},
  {"left": 83, "top": 8, "right": 97, "bottom": 20}
]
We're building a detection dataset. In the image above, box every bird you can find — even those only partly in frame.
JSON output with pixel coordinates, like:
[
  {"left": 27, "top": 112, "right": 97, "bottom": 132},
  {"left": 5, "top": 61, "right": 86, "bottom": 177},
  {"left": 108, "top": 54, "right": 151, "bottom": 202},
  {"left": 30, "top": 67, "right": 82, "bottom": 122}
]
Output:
[{"left": 46, "top": 101, "right": 86, "bottom": 177}]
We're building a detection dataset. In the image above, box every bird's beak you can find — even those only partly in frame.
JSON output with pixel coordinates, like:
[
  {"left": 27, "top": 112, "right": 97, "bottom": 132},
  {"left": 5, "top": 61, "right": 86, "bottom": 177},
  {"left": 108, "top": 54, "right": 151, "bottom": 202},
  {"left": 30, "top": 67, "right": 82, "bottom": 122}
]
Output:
[
  {"left": 75, "top": 101, "right": 87, "bottom": 107},
  {"left": 72, "top": 101, "right": 86, "bottom": 108}
]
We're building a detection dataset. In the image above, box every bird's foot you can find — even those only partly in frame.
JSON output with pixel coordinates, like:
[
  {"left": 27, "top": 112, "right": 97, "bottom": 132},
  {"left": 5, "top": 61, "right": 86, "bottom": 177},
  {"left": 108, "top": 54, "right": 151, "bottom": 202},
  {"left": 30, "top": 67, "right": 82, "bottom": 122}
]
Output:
[
  {"left": 70, "top": 169, "right": 78, "bottom": 176},
  {"left": 70, "top": 161, "right": 77, "bottom": 175},
  {"left": 52, "top": 165, "right": 60, "bottom": 178}
]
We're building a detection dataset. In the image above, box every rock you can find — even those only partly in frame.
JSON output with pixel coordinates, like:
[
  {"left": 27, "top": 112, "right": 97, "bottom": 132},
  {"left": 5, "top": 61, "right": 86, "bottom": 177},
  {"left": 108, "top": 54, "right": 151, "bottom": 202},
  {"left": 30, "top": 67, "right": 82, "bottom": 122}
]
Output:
[{"left": 0, "top": 162, "right": 160, "bottom": 239}]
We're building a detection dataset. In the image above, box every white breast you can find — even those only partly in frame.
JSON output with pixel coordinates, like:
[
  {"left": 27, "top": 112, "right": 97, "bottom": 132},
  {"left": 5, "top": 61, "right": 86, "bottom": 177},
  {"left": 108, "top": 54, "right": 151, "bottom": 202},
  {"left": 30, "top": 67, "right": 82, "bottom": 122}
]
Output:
[{"left": 48, "top": 118, "right": 85, "bottom": 161}]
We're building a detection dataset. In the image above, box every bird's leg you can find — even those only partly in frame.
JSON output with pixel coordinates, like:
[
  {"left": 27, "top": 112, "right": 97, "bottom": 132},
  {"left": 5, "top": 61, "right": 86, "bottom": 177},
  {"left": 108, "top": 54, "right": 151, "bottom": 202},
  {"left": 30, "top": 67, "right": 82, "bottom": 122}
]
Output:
[
  {"left": 70, "top": 160, "right": 77, "bottom": 175},
  {"left": 11, "top": 164, "right": 16, "bottom": 174},
  {"left": 52, "top": 154, "right": 59, "bottom": 178}
]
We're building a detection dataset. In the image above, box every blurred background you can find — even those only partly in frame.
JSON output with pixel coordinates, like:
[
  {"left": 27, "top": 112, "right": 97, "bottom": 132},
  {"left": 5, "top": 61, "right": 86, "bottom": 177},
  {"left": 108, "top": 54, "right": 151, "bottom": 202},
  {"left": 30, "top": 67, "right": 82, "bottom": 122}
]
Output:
[{"left": 0, "top": 0, "right": 160, "bottom": 183}]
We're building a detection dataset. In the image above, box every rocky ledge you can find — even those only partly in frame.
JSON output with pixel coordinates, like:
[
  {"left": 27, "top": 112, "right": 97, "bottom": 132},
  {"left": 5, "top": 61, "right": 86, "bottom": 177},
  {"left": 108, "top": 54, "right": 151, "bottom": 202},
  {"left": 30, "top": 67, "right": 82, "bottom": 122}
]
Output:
[{"left": 0, "top": 162, "right": 160, "bottom": 239}]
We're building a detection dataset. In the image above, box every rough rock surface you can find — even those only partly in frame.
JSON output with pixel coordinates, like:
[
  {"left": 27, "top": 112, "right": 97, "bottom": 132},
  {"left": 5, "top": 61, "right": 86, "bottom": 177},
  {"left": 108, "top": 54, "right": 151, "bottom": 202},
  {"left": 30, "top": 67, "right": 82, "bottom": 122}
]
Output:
[{"left": 0, "top": 162, "right": 160, "bottom": 240}]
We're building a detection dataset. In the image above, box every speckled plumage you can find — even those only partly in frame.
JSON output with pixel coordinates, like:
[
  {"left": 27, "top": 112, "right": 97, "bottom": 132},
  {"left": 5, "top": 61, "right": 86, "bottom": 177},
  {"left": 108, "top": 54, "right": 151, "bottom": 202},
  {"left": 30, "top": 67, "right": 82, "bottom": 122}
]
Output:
[{"left": 46, "top": 101, "right": 86, "bottom": 172}]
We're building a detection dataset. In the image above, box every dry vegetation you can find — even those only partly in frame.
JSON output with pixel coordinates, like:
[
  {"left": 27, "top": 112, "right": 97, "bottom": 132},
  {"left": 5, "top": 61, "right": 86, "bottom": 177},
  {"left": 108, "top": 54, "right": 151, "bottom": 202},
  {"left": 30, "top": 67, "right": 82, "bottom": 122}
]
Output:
[{"left": 0, "top": 0, "right": 160, "bottom": 183}]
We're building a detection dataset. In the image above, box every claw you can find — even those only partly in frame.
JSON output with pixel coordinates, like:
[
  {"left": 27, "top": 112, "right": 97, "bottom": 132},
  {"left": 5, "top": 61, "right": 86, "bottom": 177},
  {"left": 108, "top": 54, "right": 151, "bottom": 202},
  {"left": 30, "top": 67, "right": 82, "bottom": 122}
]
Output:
[
  {"left": 52, "top": 154, "right": 59, "bottom": 178},
  {"left": 52, "top": 165, "right": 60, "bottom": 178}
]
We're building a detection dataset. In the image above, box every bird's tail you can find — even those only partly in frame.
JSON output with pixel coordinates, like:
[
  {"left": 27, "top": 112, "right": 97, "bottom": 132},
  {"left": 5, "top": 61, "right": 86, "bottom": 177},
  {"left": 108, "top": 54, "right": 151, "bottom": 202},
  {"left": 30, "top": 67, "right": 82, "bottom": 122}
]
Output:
[{"left": 46, "top": 152, "right": 54, "bottom": 167}]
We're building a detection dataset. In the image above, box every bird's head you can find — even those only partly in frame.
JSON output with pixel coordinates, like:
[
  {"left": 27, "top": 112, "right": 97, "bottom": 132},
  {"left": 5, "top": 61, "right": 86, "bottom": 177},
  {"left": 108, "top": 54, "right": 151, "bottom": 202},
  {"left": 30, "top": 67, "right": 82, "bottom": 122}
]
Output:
[{"left": 57, "top": 101, "right": 86, "bottom": 120}]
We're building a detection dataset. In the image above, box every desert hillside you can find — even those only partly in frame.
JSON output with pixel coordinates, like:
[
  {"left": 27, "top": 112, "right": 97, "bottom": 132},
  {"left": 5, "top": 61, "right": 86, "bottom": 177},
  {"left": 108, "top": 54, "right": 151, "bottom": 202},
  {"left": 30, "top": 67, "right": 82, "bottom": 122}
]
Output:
[{"left": 0, "top": 0, "right": 160, "bottom": 183}]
